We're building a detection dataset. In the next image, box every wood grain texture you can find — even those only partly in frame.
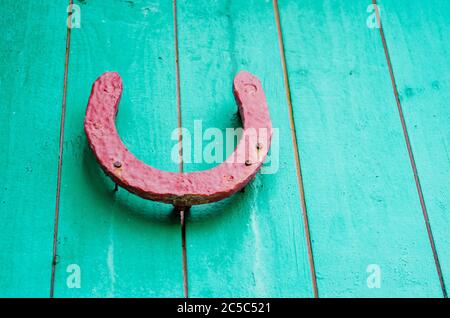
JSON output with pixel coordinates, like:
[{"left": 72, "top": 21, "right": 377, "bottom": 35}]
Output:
[
  {"left": 0, "top": 1, "right": 67, "bottom": 297},
  {"left": 378, "top": 0, "right": 450, "bottom": 294},
  {"left": 177, "top": 0, "right": 314, "bottom": 297},
  {"left": 278, "top": 0, "right": 442, "bottom": 297},
  {"left": 53, "top": 0, "right": 183, "bottom": 297}
]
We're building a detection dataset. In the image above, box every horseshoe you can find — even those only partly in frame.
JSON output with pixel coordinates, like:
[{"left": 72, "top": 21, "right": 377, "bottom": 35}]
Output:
[{"left": 84, "top": 71, "right": 272, "bottom": 207}]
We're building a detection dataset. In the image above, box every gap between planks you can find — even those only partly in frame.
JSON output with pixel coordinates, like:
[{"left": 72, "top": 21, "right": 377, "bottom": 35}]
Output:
[
  {"left": 173, "top": 0, "right": 189, "bottom": 299},
  {"left": 372, "top": 0, "right": 447, "bottom": 298},
  {"left": 50, "top": 0, "right": 73, "bottom": 298},
  {"left": 272, "top": 0, "right": 319, "bottom": 298}
]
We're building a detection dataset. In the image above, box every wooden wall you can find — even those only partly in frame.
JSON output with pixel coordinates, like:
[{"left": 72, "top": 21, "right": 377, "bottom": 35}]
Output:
[{"left": 0, "top": 0, "right": 448, "bottom": 297}]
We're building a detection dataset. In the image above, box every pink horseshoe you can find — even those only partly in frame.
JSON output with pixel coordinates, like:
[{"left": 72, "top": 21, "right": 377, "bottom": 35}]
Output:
[{"left": 84, "top": 71, "right": 272, "bottom": 206}]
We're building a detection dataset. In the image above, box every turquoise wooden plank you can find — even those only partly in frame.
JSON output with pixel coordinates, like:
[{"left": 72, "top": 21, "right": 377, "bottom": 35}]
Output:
[
  {"left": 177, "top": 0, "right": 314, "bottom": 297},
  {"left": 53, "top": 0, "right": 183, "bottom": 297},
  {"left": 378, "top": 0, "right": 450, "bottom": 294},
  {"left": 278, "top": 0, "right": 442, "bottom": 297},
  {"left": 0, "top": 1, "right": 67, "bottom": 297}
]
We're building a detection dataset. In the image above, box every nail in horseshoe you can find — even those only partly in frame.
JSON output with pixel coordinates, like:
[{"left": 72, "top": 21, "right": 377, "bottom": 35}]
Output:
[{"left": 84, "top": 71, "right": 272, "bottom": 207}]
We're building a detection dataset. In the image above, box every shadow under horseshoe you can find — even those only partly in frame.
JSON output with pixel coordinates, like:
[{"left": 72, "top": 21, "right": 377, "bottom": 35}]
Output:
[{"left": 82, "top": 143, "right": 178, "bottom": 226}]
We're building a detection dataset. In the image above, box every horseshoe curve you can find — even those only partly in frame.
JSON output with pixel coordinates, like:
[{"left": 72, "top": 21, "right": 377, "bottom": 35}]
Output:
[{"left": 84, "top": 71, "right": 272, "bottom": 206}]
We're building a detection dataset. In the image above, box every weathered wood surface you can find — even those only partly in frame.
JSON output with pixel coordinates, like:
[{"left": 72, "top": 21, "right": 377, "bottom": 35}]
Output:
[
  {"left": 0, "top": 1, "right": 67, "bottom": 297},
  {"left": 278, "top": 0, "right": 443, "bottom": 297},
  {"left": 53, "top": 0, "right": 183, "bottom": 297},
  {"left": 379, "top": 0, "right": 450, "bottom": 295},
  {"left": 0, "top": 0, "right": 448, "bottom": 297},
  {"left": 177, "top": 0, "right": 313, "bottom": 297}
]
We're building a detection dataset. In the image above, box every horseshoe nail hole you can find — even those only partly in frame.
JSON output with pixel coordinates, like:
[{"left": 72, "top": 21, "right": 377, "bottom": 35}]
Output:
[
  {"left": 113, "top": 161, "right": 122, "bottom": 168},
  {"left": 227, "top": 175, "right": 234, "bottom": 181},
  {"left": 103, "top": 83, "right": 115, "bottom": 94},
  {"left": 256, "top": 143, "right": 263, "bottom": 150},
  {"left": 244, "top": 84, "right": 257, "bottom": 95}
]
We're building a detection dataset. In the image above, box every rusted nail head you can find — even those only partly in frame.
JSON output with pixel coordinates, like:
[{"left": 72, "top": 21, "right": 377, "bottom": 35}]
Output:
[
  {"left": 113, "top": 161, "right": 122, "bottom": 168},
  {"left": 245, "top": 160, "right": 252, "bottom": 166}
]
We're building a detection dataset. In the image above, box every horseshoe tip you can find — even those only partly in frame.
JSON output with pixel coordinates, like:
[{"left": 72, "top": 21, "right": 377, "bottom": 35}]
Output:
[
  {"left": 92, "top": 72, "right": 123, "bottom": 96},
  {"left": 99, "top": 71, "right": 122, "bottom": 83},
  {"left": 235, "top": 70, "right": 255, "bottom": 80},
  {"left": 234, "top": 71, "right": 262, "bottom": 90}
]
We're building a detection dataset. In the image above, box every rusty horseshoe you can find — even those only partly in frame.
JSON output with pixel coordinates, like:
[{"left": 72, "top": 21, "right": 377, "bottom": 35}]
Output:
[{"left": 84, "top": 71, "right": 272, "bottom": 207}]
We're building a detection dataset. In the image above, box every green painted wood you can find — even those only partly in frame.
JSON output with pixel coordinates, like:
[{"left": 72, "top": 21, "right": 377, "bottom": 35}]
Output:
[
  {"left": 0, "top": 1, "right": 67, "bottom": 297},
  {"left": 177, "top": 0, "right": 313, "bottom": 297},
  {"left": 2, "top": 0, "right": 446, "bottom": 298},
  {"left": 53, "top": 0, "right": 183, "bottom": 297},
  {"left": 378, "top": 0, "right": 450, "bottom": 293},
  {"left": 278, "top": 0, "right": 442, "bottom": 297}
]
